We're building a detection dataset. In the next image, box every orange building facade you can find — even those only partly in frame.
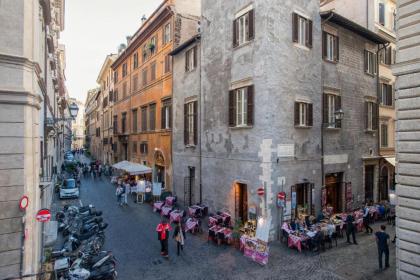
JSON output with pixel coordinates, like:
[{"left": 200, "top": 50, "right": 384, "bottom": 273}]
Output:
[{"left": 111, "top": 0, "right": 200, "bottom": 190}]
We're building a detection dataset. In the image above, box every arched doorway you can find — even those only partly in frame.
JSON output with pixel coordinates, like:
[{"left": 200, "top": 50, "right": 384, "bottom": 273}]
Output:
[
  {"left": 154, "top": 150, "right": 165, "bottom": 189},
  {"left": 379, "top": 166, "right": 389, "bottom": 201}
]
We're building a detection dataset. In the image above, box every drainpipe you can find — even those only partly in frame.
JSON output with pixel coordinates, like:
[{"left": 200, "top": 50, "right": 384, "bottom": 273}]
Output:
[{"left": 198, "top": 36, "right": 202, "bottom": 204}]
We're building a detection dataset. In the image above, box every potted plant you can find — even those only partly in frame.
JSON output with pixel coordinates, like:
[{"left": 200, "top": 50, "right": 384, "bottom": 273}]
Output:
[
  {"left": 232, "top": 218, "right": 243, "bottom": 249},
  {"left": 148, "top": 42, "right": 155, "bottom": 52}
]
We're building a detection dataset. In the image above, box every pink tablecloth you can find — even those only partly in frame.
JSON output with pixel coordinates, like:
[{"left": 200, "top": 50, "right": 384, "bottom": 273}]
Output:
[
  {"left": 208, "top": 215, "right": 222, "bottom": 227},
  {"left": 165, "top": 196, "right": 175, "bottom": 206},
  {"left": 288, "top": 234, "right": 307, "bottom": 252},
  {"left": 153, "top": 202, "right": 164, "bottom": 212},
  {"left": 188, "top": 206, "right": 200, "bottom": 216},
  {"left": 161, "top": 206, "right": 173, "bottom": 216},
  {"left": 169, "top": 210, "right": 183, "bottom": 224},
  {"left": 185, "top": 218, "right": 198, "bottom": 232}
]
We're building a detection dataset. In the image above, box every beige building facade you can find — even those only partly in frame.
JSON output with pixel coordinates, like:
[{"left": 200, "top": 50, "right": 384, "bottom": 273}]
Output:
[
  {"left": 0, "top": 0, "right": 68, "bottom": 278},
  {"left": 71, "top": 98, "right": 85, "bottom": 150},
  {"left": 393, "top": 0, "right": 420, "bottom": 278}
]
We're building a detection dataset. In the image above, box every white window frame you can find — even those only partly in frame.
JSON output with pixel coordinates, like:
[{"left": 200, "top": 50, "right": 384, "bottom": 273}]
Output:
[
  {"left": 326, "top": 33, "right": 336, "bottom": 61},
  {"left": 186, "top": 48, "right": 195, "bottom": 72},
  {"left": 299, "top": 102, "right": 308, "bottom": 127},
  {"left": 366, "top": 51, "right": 376, "bottom": 75},
  {"left": 164, "top": 23, "right": 171, "bottom": 44},
  {"left": 367, "top": 102, "right": 374, "bottom": 130},
  {"left": 380, "top": 123, "right": 388, "bottom": 147},
  {"left": 164, "top": 105, "right": 170, "bottom": 129},
  {"left": 327, "top": 95, "right": 335, "bottom": 128},
  {"left": 235, "top": 88, "right": 248, "bottom": 127},
  {"left": 237, "top": 13, "right": 249, "bottom": 46},
  {"left": 187, "top": 102, "right": 195, "bottom": 145},
  {"left": 298, "top": 16, "right": 307, "bottom": 46}
]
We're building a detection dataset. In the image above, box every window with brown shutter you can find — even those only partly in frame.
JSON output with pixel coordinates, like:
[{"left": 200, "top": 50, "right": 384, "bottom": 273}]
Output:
[
  {"left": 141, "top": 106, "right": 147, "bottom": 131},
  {"left": 184, "top": 101, "right": 197, "bottom": 146},
  {"left": 149, "top": 103, "right": 156, "bottom": 131},
  {"left": 229, "top": 86, "right": 254, "bottom": 128},
  {"left": 365, "top": 101, "right": 378, "bottom": 131},
  {"left": 229, "top": 90, "right": 235, "bottom": 127},
  {"left": 365, "top": 50, "right": 377, "bottom": 75},
  {"left": 164, "top": 55, "right": 171, "bottom": 73},
  {"left": 161, "top": 99, "right": 172, "bottom": 130},
  {"left": 193, "top": 46, "right": 198, "bottom": 69},
  {"left": 184, "top": 103, "right": 188, "bottom": 145},
  {"left": 335, "top": 95, "right": 342, "bottom": 128},
  {"left": 324, "top": 94, "right": 342, "bottom": 128},
  {"left": 323, "top": 32, "right": 339, "bottom": 62},
  {"left": 247, "top": 85, "right": 254, "bottom": 126},
  {"left": 193, "top": 101, "right": 198, "bottom": 145},
  {"left": 233, "top": 8, "right": 254, "bottom": 48},
  {"left": 151, "top": 62, "right": 156, "bottom": 81},
  {"left": 295, "top": 102, "right": 313, "bottom": 127},
  {"left": 142, "top": 68, "right": 148, "bottom": 86},
  {"left": 293, "top": 13, "right": 312, "bottom": 48}
]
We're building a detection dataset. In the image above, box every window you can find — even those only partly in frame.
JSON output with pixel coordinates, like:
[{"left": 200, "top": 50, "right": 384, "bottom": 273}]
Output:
[
  {"left": 123, "top": 82, "right": 127, "bottom": 97},
  {"left": 121, "top": 112, "right": 127, "bottom": 133},
  {"left": 365, "top": 101, "right": 378, "bottom": 131},
  {"left": 163, "top": 23, "right": 171, "bottom": 44},
  {"left": 113, "top": 115, "right": 118, "bottom": 133},
  {"left": 114, "top": 89, "right": 119, "bottom": 102},
  {"left": 229, "top": 86, "right": 254, "bottom": 127},
  {"left": 185, "top": 47, "right": 197, "bottom": 72},
  {"left": 141, "top": 106, "right": 148, "bottom": 131},
  {"left": 150, "top": 37, "right": 157, "bottom": 55},
  {"left": 133, "top": 53, "right": 139, "bottom": 69},
  {"left": 378, "top": 2, "right": 385, "bottom": 26},
  {"left": 143, "top": 45, "right": 148, "bottom": 62},
  {"left": 379, "top": 46, "right": 393, "bottom": 65},
  {"left": 294, "top": 102, "right": 313, "bottom": 127},
  {"left": 149, "top": 104, "right": 156, "bottom": 131},
  {"left": 233, "top": 9, "right": 254, "bottom": 47},
  {"left": 161, "top": 99, "right": 172, "bottom": 130},
  {"left": 164, "top": 55, "right": 171, "bottom": 73},
  {"left": 132, "top": 109, "right": 138, "bottom": 132},
  {"left": 142, "top": 68, "right": 148, "bottom": 86},
  {"left": 184, "top": 101, "right": 197, "bottom": 145},
  {"left": 292, "top": 13, "right": 312, "bottom": 48},
  {"left": 140, "top": 142, "right": 148, "bottom": 155},
  {"left": 364, "top": 50, "right": 377, "bottom": 75},
  {"left": 122, "top": 63, "right": 127, "bottom": 77},
  {"left": 323, "top": 32, "right": 339, "bottom": 62},
  {"left": 133, "top": 74, "right": 139, "bottom": 92},
  {"left": 132, "top": 142, "right": 137, "bottom": 154},
  {"left": 151, "top": 62, "right": 156, "bottom": 81},
  {"left": 114, "top": 70, "right": 118, "bottom": 83},
  {"left": 380, "top": 83, "right": 393, "bottom": 106},
  {"left": 323, "top": 94, "right": 342, "bottom": 128},
  {"left": 381, "top": 123, "right": 388, "bottom": 147}
]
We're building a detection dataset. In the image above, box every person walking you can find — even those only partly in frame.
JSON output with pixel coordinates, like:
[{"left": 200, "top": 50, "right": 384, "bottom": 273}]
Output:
[
  {"left": 375, "top": 224, "right": 390, "bottom": 270},
  {"left": 173, "top": 220, "right": 185, "bottom": 256},
  {"left": 363, "top": 203, "right": 373, "bottom": 234},
  {"left": 116, "top": 184, "right": 124, "bottom": 206},
  {"left": 123, "top": 182, "right": 129, "bottom": 206},
  {"left": 345, "top": 213, "right": 357, "bottom": 245},
  {"left": 156, "top": 219, "right": 172, "bottom": 257}
]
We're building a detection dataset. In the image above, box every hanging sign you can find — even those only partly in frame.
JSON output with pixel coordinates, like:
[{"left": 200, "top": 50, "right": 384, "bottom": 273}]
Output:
[
  {"left": 36, "top": 208, "right": 51, "bottom": 222},
  {"left": 257, "top": 187, "right": 265, "bottom": 196},
  {"left": 19, "top": 195, "right": 29, "bottom": 211},
  {"left": 276, "top": 192, "right": 286, "bottom": 208}
]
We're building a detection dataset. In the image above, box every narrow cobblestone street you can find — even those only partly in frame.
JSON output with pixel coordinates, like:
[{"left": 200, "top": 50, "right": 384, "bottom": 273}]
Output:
[{"left": 57, "top": 156, "right": 398, "bottom": 280}]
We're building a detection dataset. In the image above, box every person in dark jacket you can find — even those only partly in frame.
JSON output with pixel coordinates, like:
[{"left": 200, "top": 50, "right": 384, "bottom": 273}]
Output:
[
  {"left": 375, "top": 225, "right": 390, "bottom": 269},
  {"left": 173, "top": 220, "right": 185, "bottom": 256},
  {"left": 345, "top": 213, "right": 357, "bottom": 245},
  {"left": 156, "top": 219, "right": 172, "bottom": 257}
]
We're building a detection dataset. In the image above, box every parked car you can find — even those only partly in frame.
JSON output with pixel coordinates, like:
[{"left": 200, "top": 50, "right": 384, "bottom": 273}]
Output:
[{"left": 60, "top": 179, "right": 79, "bottom": 199}]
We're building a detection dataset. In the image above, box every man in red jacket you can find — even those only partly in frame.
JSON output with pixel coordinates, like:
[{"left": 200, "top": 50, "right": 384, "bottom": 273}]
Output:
[{"left": 156, "top": 219, "right": 172, "bottom": 257}]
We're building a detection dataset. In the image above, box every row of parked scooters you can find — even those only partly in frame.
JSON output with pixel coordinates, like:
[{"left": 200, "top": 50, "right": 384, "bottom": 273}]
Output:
[{"left": 52, "top": 204, "right": 117, "bottom": 279}]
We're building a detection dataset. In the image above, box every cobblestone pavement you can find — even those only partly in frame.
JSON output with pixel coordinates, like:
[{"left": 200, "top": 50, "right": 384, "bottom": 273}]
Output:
[{"left": 58, "top": 156, "right": 396, "bottom": 280}]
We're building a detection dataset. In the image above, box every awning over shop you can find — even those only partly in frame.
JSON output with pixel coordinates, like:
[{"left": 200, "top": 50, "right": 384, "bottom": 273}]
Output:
[
  {"left": 385, "top": 157, "right": 396, "bottom": 166},
  {"left": 112, "top": 161, "right": 152, "bottom": 175}
]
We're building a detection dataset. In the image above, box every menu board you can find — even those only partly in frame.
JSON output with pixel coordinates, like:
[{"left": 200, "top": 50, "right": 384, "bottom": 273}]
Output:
[
  {"left": 255, "top": 217, "right": 271, "bottom": 242},
  {"left": 152, "top": 182, "right": 162, "bottom": 196}
]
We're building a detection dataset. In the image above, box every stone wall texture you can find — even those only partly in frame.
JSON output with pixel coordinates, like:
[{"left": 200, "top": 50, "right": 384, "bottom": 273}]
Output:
[{"left": 393, "top": 0, "right": 420, "bottom": 278}]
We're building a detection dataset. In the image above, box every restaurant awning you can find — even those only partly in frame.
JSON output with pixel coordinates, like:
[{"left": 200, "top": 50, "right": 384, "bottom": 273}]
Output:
[
  {"left": 385, "top": 157, "right": 396, "bottom": 167},
  {"left": 112, "top": 161, "right": 152, "bottom": 175}
]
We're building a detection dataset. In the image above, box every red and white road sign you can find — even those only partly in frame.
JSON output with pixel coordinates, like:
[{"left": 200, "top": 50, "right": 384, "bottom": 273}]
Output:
[
  {"left": 257, "top": 187, "right": 265, "bottom": 196},
  {"left": 19, "top": 195, "right": 29, "bottom": 210},
  {"left": 278, "top": 192, "right": 286, "bottom": 200},
  {"left": 36, "top": 209, "right": 51, "bottom": 222}
]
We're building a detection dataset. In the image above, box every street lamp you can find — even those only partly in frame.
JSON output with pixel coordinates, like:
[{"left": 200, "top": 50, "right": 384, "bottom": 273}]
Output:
[
  {"left": 69, "top": 102, "right": 79, "bottom": 120},
  {"left": 334, "top": 109, "right": 344, "bottom": 121}
]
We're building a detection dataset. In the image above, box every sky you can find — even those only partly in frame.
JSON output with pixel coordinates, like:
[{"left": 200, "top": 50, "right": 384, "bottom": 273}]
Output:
[{"left": 61, "top": 0, "right": 161, "bottom": 103}]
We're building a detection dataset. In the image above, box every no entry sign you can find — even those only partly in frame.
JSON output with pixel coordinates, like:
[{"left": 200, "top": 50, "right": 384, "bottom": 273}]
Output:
[
  {"left": 257, "top": 187, "right": 265, "bottom": 196},
  {"left": 36, "top": 209, "right": 51, "bottom": 222},
  {"left": 278, "top": 192, "right": 286, "bottom": 200}
]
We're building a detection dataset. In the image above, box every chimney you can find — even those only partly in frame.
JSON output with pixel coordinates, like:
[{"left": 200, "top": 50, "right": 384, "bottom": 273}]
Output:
[
  {"left": 118, "top": 43, "right": 127, "bottom": 54},
  {"left": 126, "top": 36, "right": 132, "bottom": 46}
]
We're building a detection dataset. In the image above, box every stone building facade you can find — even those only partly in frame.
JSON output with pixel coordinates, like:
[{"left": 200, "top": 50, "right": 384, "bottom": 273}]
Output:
[
  {"left": 111, "top": 0, "right": 200, "bottom": 190},
  {"left": 84, "top": 88, "right": 100, "bottom": 159},
  {"left": 171, "top": 35, "right": 201, "bottom": 205},
  {"left": 321, "top": 0, "right": 398, "bottom": 206},
  {"left": 393, "top": 0, "right": 420, "bottom": 278},
  {"left": 71, "top": 98, "right": 85, "bottom": 150},
  {"left": 0, "top": 0, "right": 68, "bottom": 278}
]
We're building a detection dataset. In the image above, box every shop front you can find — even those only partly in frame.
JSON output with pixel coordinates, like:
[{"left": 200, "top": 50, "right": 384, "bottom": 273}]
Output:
[
  {"left": 154, "top": 150, "right": 166, "bottom": 190},
  {"left": 292, "top": 183, "right": 315, "bottom": 218},
  {"left": 324, "top": 173, "right": 343, "bottom": 213}
]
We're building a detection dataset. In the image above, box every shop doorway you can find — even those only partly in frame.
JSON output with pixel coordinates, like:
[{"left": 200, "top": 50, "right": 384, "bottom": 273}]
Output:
[
  {"left": 379, "top": 166, "right": 389, "bottom": 201},
  {"left": 235, "top": 183, "right": 248, "bottom": 224},
  {"left": 365, "top": 165, "right": 375, "bottom": 203},
  {"left": 295, "top": 183, "right": 313, "bottom": 217},
  {"left": 183, "top": 167, "right": 195, "bottom": 206},
  {"left": 325, "top": 173, "right": 343, "bottom": 213},
  {"left": 155, "top": 165, "right": 165, "bottom": 189}
]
